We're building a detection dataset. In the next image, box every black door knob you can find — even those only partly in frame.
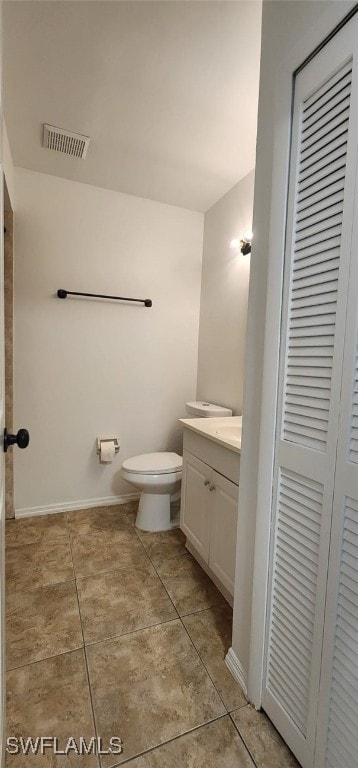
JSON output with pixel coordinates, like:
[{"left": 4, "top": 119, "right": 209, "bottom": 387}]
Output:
[{"left": 4, "top": 428, "right": 30, "bottom": 453}]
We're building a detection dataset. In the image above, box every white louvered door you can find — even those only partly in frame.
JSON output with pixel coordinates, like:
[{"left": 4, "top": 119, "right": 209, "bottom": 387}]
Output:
[
  {"left": 262, "top": 16, "right": 358, "bottom": 768},
  {"left": 314, "top": 100, "right": 358, "bottom": 768}
]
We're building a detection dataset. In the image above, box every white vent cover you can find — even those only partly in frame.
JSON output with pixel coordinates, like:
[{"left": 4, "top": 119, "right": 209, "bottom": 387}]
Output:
[{"left": 43, "top": 124, "right": 90, "bottom": 159}]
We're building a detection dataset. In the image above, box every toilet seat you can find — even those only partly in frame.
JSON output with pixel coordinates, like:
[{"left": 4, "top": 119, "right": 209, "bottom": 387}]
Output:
[{"left": 122, "top": 452, "right": 182, "bottom": 475}]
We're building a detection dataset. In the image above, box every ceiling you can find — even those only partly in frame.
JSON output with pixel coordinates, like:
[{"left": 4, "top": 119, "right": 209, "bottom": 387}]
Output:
[{"left": 3, "top": 1, "right": 262, "bottom": 212}]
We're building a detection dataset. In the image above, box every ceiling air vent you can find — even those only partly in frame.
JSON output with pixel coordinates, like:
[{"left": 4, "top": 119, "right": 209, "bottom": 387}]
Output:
[{"left": 43, "top": 124, "right": 90, "bottom": 159}]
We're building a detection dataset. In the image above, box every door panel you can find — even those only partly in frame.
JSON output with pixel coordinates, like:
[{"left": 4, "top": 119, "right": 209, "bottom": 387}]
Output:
[
  {"left": 314, "top": 92, "right": 358, "bottom": 766},
  {"left": 266, "top": 469, "right": 323, "bottom": 735},
  {"left": 262, "top": 16, "right": 358, "bottom": 767},
  {"left": 325, "top": 496, "right": 358, "bottom": 768}
]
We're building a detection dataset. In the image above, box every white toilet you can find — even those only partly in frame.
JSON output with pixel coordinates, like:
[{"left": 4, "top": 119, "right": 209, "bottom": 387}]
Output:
[
  {"left": 121, "top": 452, "right": 183, "bottom": 532},
  {"left": 122, "top": 401, "right": 232, "bottom": 532}
]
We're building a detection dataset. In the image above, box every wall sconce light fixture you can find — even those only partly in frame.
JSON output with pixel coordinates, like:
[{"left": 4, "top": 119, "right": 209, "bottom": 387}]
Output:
[
  {"left": 230, "top": 239, "right": 240, "bottom": 249},
  {"left": 240, "top": 230, "right": 253, "bottom": 255}
]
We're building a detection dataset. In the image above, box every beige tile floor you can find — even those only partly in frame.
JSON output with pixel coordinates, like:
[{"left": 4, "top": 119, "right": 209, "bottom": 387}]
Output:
[{"left": 5, "top": 503, "right": 300, "bottom": 767}]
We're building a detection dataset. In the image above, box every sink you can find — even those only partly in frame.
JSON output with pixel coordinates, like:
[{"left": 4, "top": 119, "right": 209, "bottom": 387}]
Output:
[
  {"left": 212, "top": 425, "right": 241, "bottom": 442},
  {"left": 179, "top": 415, "right": 242, "bottom": 453}
]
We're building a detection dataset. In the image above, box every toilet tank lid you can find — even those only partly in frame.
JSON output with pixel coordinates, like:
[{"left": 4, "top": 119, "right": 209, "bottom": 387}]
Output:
[
  {"left": 185, "top": 401, "right": 233, "bottom": 417},
  {"left": 122, "top": 452, "right": 183, "bottom": 474}
]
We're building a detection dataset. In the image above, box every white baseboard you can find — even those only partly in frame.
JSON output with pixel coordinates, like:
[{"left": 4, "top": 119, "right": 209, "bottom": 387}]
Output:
[
  {"left": 225, "top": 647, "right": 248, "bottom": 697},
  {"left": 15, "top": 493, "right": 140, "bottom": 519}
]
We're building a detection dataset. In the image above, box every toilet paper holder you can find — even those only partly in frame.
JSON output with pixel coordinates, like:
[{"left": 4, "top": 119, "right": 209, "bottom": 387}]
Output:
[{"left": 96, "top": 437, "right": 120, "bottom": 456}]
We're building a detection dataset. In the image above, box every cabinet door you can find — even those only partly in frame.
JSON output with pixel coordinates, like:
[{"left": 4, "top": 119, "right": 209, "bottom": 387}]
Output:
[
  {"left": 180, "top": 452, "right": 211, "bottom": 561},
  {"left": 209, "top": 471, "right": 239, "bottom": 595}
]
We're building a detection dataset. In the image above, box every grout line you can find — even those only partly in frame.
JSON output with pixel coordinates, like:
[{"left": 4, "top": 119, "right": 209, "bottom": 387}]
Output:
[
  {"left": 68, "top": 518, "right": 145, "bottom": 582},
  {"left": 66, "top": 522, "right": 84, "bottom": 648},
  {"left": 89, "top": 520, "right": 233, "bottom": 729},
  {"left": 67, "top": 524, "right": 137, "bottom": 543},
  {"left": 67, "top": 511, "right": 182, "bottom": 649},
  {"left": 132, "top": 531, "right": 181, "bottom": 619},
  {"left": 179, "top": 597, "right": 230, "bottom": 618},
  {"left": 7, "top": 507, "right": 243, "bottom": 768},
  {"left": 65, "top": 507, "right": 185, "bottom": 768},
  {"left": 5, "top": 533, "right": 70, "bottom": 551},
  {"left": 6, "top": 643, "right": 86, "bottom": 673},
  {"left": 66, "top": 515, "right": 102, "bottom": 768},
  {"left": 80, "top": 616, "right": 181, "bottom": 651},
  {"left": 73, "top": 546, "right": 155, "bottom": 584},
  {"left": 133, "top": 532, "right": 233, "bottom": 715},
  {"left": 109, "top": 713, "right": 229, "bottom": 768},
  {"left": 6, "top": 516, "right": 75, "bottom": 593},
  {"left": 178, "top": 615, "right": 230, "bottom": 714},
  {"left": 229, "top": 711, "right": 260, "bottom": 768},
  {"left": 133, "top": 533, "right": 227, "bottom": 623},
  {"left": 228, "top": 699, "right": 249, "bottom": 714},
  {"left": 73, "top": 560, "right": 151, "bottom": 584},
  {"left": 82, "top": 616, "right": 180, "bottom": 650},
  {"left": 138, "top": 544, "right": 228, "bottom": 618},
  {"left": 6, "top": 509, "right": 72, "bottom": 549},
  {"left": 83, "top": 645, "right": 103, "bottom": 768},
  {"left": 6, "top": 573, "right": 75, "bottom": 592},
  {"left": 69, "top": 506, "right": 216, "bottom": 766}
]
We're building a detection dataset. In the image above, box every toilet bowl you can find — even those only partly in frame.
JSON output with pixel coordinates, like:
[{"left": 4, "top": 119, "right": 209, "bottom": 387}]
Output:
[{"left": 121, "top": 452, "right": 182, "bottom": 532}]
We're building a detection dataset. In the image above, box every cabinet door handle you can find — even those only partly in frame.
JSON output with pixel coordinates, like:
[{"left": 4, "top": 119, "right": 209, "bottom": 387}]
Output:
[
  {"left": 204, "top": 479, "right": 210, "bottom": 486},
  {"left": 209, "top": 485, "right": 216, "bottom": 491}
]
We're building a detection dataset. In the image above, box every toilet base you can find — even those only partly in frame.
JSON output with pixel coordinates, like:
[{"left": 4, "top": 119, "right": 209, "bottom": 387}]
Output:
[{"left": 136, "top": 492, "right": 172, "bottom": 532}]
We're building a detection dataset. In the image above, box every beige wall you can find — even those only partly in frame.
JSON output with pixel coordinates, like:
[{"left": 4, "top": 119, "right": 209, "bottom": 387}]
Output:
[
  {"left": 231, "top": 0, "right": 355, "bottom": 680},
  {"left": 14, "top": 168, "right": 203, "bottom": 513},
  {"left": 3, "top": 120, "right": 15, "bottom": 209},
  {"left": 197, "top": 170, "right": 254, "bottom": 414}
]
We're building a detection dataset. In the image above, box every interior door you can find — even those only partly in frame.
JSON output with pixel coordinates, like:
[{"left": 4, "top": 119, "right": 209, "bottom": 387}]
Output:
[
  {"left": 314, "top": 124, "right": 358, "bottom": 768},
  {"left": 261, "top": 17, "right": 358, "bottom": 768}
]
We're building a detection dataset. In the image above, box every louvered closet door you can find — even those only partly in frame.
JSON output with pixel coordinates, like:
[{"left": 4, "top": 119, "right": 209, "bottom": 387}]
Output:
[
  {"left": 262, "top": 16, "right": 358, "bottom": 768},
  {"left": 314, "top": 85, "right": 358, "bottom": 768}
]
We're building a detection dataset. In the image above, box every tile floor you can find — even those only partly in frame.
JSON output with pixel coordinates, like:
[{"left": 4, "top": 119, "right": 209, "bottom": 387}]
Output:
[{"left": 5, "top": 503, "right": 300, "bottom": 767}]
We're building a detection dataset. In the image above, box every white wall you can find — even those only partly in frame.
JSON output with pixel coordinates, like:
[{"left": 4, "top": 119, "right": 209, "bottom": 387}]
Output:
[
  {"left": 197, "top": 170, "right": 254, "bottom": 414},
  {"left": 14, "top": 168, "right": 203, "bottom": 513},
  {"left": 231, "top": 0, "right": 355, "bottom": 684}
]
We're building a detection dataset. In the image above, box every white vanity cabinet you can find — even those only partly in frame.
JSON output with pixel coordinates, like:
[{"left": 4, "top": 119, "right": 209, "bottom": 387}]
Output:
[{"left": 180, "top": 423, "right": 241, "bottom": 601}]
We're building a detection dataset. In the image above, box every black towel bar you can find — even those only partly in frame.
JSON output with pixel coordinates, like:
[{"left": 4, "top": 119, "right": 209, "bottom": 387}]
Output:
[{"left": 57, "top": 289, "right": 152, "bottom": 307}]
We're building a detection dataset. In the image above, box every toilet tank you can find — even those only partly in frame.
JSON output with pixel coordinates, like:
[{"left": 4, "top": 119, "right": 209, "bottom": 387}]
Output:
[{"left": 185, "top": 401, "right": 233, "bottom": 418}]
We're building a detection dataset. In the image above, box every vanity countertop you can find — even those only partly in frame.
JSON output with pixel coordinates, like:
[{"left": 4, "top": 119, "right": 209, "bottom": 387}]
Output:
[{"left": 179, "top": 416, "right": 242, "bottom": 454}]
